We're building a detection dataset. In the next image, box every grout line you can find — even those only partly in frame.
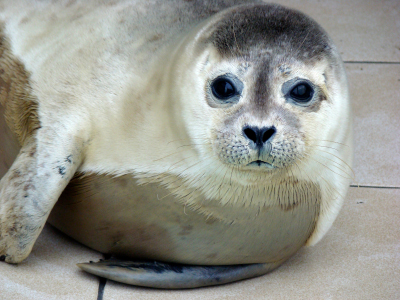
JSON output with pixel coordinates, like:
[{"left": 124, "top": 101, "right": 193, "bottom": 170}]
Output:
[
  {"left": 350, "top": 184, "right": 400, "bottom": 189},
  {"left": 344, "top": 61, "right": 400, "bottom": 65},
  {"left": 97, "top": 277, "right": 107, "bottom": 300},
  {"left": 96, "top": 253, "right": 112, "bottom": 300}
]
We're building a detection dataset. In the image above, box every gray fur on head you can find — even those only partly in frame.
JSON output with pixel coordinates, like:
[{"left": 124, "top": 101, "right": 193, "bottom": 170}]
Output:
[{"left": 211, "top": 4, "right": 333, "bottom": 62}]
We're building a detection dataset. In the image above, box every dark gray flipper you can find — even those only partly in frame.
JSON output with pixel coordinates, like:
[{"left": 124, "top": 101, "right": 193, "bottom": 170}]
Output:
[{"left": 77, "top": 259, "right": 284, "bottom": 289}]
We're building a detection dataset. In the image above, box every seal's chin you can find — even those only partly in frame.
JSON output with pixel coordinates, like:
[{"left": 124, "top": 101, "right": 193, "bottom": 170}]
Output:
[{"left": 246, "top": 160, "right": 275, "bottom": 170}]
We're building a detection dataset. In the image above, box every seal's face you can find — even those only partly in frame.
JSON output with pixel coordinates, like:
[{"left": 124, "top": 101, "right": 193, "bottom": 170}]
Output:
[
  {"left": 176, "top": 4, "right": 345, "bottom": 185},
  {"left": 205, "top": 58, "right": 309, "bottom": 172}
]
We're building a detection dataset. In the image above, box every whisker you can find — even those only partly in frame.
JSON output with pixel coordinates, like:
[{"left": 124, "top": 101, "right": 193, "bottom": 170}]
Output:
[
  {"left": 303, "top": 153, "right": 353, "bottom": 180},
  {"left": 313, "top": 144, "right": 341, "bottom": 153},
  {"left": 167, "top": 154, "right": 215, "bottom": 175},
  {"left": 294, "top": 31, "right": 310, "bottom": 57},
  {"left": 232, "top": 23, "right": 244, "bottom": 57},
  {"left": 153, "top": 141, "right": 212, "bottom": 162},
  {"left": 314, "top": 148, "right": 355, "bottom": 179},
  {"left": 229, "top": 165, "right": 234, "bottom": 186},
  {"left": 176, "top": 143, "right": 212, "bottom": 149},
  {"left": 167, "top": 137, "right": 210, "bottom": 145},
  {"left": 153, "top": 149, "right": 196, "bottom": 162},
  {"left": 293, "top": 158, "right": 323, "bottom": 192},
  {"left": 297, "top": 155, "right": 342, "bottom": 197},
  {"left": 166, "top": 155, "right": 198, "bottom": 172},
  {"left": 149, "top": 155, "right": 218, "bottom": 199},
  {"left": 312, "top": 153, "right": 352, "bottom": 178},
  {"left": 319, "top": 174, "right": 342, "bottom": 198},
  {"left": 217, "top": 164, "right": 232, "bottom": 198},
  {"left": 307, "top": 139, "right": 350, "bottom": 147}
]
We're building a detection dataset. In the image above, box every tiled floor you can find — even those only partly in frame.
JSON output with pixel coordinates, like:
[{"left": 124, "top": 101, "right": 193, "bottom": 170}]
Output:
[{"left": 1, "top": 0, "right": 399, "bottom": 299}]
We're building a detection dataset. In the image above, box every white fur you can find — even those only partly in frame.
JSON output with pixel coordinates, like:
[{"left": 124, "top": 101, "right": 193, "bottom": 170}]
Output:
[{"left": 0, "top": 0, "right": 352, "bottom": 262}]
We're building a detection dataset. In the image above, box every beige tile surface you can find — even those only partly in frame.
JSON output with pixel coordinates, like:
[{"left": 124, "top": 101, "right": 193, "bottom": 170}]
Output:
[
  {"left": 0, "top": 225, "right": 102, "bottom": 300},
  {"left": 347, "top": 63, "right": 400, "bottom": 187},
  {"left": 102, "top": 188, "right": 400, "bottom": 300},
  {"left": 276, "top": 0, "right": 400, "bottom": 62}
]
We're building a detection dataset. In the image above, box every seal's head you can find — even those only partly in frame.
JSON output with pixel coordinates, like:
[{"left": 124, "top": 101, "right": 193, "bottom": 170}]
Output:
[{"left": 172, "top": 4, "right": 350, "bottom": 187}]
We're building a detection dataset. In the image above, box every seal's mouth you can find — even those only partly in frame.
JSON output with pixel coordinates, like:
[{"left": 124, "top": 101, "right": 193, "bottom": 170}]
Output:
[{"left": 247, "top": 160, "right": 274, "bottom": 169}]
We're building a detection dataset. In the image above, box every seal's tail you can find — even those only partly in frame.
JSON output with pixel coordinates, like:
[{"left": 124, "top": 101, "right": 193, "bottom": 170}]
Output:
[{"left": 77, "top": 259, "right": 282, "bottom": 289}]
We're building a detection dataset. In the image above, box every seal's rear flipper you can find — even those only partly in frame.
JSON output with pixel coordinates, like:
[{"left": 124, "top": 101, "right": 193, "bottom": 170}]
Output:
[{"left": 77, "top": 259, "right": 282, "bottom": 289}]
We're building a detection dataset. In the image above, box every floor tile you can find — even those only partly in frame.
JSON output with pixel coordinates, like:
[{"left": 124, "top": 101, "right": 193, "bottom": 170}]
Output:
[
  {"left": 346, "top": 63, "right": 400, "bottom": 187},
  {"left": 275, "top": 0, "right": 400, "bottom": 62},
  {"left": 102, "top": 187, "right": 400, "bottom": 300},
  {"left": 0, "top": 224, "right": 102, "bottom": 300}
]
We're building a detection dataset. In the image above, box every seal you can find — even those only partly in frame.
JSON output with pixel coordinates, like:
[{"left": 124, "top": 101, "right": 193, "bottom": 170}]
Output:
[{"left": 0, "top": 0, "right": 353, "bottom": 288}]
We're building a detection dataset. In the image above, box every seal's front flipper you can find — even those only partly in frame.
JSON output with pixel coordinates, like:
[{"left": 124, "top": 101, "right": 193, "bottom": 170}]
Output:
[
  {"left": 0, "top": 128, "right": 83, "bottom": 263},
  {"left": 77, "top": 259, "right": 282, "bottom": 289}
]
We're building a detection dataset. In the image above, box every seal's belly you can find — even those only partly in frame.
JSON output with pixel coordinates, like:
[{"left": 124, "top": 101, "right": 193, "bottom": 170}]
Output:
[{"left": 48, "top": 174, "right": 319, "bottom": 265}]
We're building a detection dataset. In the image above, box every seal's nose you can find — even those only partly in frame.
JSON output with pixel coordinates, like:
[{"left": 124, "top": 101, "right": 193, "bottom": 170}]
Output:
[{"left": 243, "top": 126, "right": 276, "bottom": 148}]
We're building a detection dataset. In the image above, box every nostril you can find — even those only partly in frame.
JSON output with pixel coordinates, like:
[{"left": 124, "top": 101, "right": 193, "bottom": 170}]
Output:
[
  {"left": 244, "top": 127, "right": 258, "bottom": 143},
  {"left": 262, "top": 127, "right": 276, "bottom": 143},
  {"left": 243, "top": 126, "right": 276, "bottom": 146}
]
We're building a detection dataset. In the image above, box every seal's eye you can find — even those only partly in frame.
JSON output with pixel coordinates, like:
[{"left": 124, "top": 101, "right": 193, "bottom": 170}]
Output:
[
  {"left": 211, "top": 78, "right": 236, "bottom": 100},
  {"left": 289, "top": 82, "right": 314, "bottom": 102}
]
